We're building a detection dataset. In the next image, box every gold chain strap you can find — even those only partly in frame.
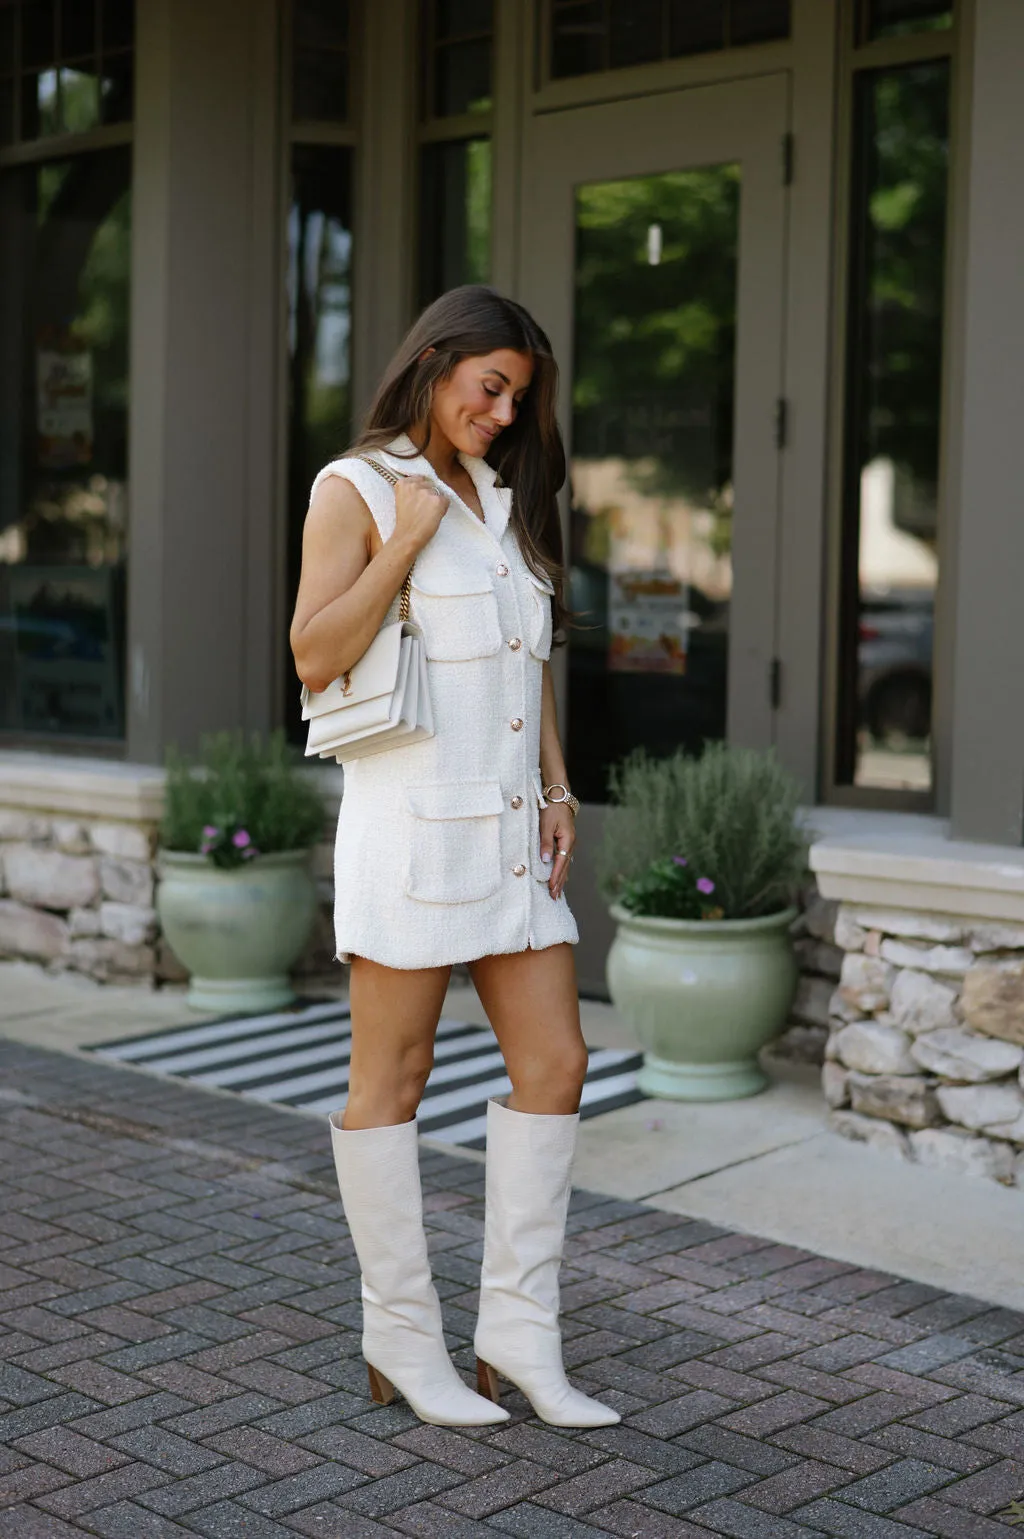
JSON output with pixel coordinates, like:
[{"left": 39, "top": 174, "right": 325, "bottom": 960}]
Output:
[{"left": 362, "top": 456, "right": 412, "bottom": 623}]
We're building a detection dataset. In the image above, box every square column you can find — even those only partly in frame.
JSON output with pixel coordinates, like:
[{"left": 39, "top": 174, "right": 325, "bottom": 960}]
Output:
[
  {"left": 127, "top": 0, "right": 280, "bottom": 761},
  {"left": 949, "top": 0, "right": 1024, "bottom": 843}
]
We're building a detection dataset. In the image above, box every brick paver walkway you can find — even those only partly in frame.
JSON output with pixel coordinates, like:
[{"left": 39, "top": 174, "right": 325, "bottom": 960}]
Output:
[{"left": 2, "top": 1040, "right": 1024, "bottom": 1537}]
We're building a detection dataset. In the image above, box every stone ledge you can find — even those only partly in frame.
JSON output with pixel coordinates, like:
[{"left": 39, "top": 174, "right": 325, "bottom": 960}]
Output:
[
  {"left": 808, "top": 812, "right": 1024, "bottom": 924},
  {"left": 0, "top": 751, "right": 165, "bottom": 823},
  {"left": 0, "top": 751, "right": 344, "bottom": 825}
]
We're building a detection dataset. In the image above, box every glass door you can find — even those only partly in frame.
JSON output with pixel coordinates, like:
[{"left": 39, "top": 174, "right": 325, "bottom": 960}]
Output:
[{"left": 521, "top": 75, "right": 789, "bottom": 991}]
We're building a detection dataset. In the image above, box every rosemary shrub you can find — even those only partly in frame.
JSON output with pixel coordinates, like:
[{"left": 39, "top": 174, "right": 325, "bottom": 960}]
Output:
[
  {"left": 598, "top": 743, "right": 811, "bottom": 921},
  {"left": 162, "top": 731, "right": 325, "bottom": 867}
]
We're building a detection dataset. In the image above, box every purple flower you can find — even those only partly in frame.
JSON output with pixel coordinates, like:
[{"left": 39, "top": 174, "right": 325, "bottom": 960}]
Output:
[
  {"left": 202, "top": 824, "right": 219, "bottom": 840},
  {"left": 232, "top": 828, "right": 251, "bottom": 849},
  {"left": 696, "top": 877, "right": 715, "bottom": 895},
  {"left": 672, "top": 855, "right": 688, "bottom": 867}
]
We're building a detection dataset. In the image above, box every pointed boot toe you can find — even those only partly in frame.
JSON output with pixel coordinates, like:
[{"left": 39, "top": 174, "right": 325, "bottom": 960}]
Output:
[{"left": 477, "top": 1354, "right": 620, "bottom": 1427}]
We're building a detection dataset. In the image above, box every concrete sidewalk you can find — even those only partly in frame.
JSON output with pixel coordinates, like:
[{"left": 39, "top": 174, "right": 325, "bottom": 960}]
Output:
[
  {"left": 3, "top": 960, "right": 1023, "bottom": 1315},
  {"left": 3, "top": 1037, "right": 1024, "bottom": 1538}
]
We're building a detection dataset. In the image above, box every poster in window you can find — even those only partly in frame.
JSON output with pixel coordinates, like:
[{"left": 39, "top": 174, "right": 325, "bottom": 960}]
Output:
[
  {"left": 608, "top": 571, "right": 688, "bottom": 673},
  {"left": 36, "top": 336, "right": 93, "bottom": 470}
]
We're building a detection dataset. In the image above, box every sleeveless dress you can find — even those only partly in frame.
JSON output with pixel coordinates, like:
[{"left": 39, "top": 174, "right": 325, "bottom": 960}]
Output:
[{"left": 308, "top": 433, "right": 580, "bottom": 971}]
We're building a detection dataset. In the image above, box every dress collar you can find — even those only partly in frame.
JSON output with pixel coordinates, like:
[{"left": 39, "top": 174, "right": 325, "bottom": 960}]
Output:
[
  {"left": 457, "top": 450, "right": 513, "bottom": 544},
  {"left": 382, "top": 433, "right": 513, "bottom": 545}
]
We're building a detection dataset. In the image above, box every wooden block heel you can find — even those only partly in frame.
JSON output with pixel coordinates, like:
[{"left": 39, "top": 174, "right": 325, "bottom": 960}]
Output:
[
  {"left": 367, "top": 1363, "right": 395, "bottom": 1405},
  {"left": 476, "top": 1357, "right": 501, "bottom": 1402}
]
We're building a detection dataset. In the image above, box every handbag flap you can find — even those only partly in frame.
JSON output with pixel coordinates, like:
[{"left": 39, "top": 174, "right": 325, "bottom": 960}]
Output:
[{"left": 300, "top": 620, "right": 406, "bottom": 720}]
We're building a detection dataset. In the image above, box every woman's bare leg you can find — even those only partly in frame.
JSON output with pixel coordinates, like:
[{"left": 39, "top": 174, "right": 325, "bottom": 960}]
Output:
[
  {"left": 342, "top": 956, "right": 452, "bottom": 1129},
  {"left": 468, "top": 943, "right": 589, "bottom": 1114}
]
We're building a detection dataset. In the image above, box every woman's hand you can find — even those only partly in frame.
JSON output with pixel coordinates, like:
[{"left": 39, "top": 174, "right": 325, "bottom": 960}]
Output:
[
  {"left": 394, "top": 474, "right": 450, "bottom": 555},
  {"left": 539, "top": 802, "right": 574, "bottom": 901}
]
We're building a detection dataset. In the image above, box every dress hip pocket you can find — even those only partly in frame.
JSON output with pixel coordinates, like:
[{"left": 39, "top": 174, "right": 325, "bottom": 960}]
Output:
[{"left": 406, "top": 780, "right": 504, "bottom": 904}]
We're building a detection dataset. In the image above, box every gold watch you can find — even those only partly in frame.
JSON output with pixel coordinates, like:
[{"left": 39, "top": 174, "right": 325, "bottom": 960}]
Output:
[{"left": 543, "top": 783, "right": 580, "bottom": 816}]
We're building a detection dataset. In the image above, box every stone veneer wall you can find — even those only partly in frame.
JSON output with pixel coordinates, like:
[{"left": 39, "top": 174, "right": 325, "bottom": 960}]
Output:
[
  {"left": 775, "top": 884, "right": 844, "bottom": 1064},
  {"left": 0, "top": 808, "right": 337, "bottom": 988},
  {"left": 818, "top": 902, "right": 1024, "bottom": 1186}
]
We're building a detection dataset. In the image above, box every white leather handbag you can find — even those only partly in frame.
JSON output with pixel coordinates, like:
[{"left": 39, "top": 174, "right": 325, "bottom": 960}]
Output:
[{"left": 300, "top": 458, "right": 435, "bottom": 764}]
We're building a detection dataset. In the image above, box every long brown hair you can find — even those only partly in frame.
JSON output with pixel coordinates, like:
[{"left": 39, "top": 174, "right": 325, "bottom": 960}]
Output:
[{"left": 352, "top": 285, "right": 569, "bottom": 636}]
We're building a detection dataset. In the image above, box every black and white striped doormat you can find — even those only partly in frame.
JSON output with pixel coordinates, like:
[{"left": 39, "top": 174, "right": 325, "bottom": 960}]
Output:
[{"left": 90, "top": 1000, "right": 646, "bottom": 1148}]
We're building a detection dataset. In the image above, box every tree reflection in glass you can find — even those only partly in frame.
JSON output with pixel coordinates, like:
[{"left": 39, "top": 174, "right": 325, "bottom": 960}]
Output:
[
  {"left": 567, "top": 167, "right": 739, "bottom": 804},
  {"left": 839, "top": 62, "right": 949, "bottom": 794}
]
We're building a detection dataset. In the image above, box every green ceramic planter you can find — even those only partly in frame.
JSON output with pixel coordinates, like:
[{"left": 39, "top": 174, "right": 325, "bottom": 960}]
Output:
[
  {"left": 157, "top": 848, "right": 318, "bottom": 1013},
  {"left": 606, "top": 904, "right": 799, "bottom": 1101}
]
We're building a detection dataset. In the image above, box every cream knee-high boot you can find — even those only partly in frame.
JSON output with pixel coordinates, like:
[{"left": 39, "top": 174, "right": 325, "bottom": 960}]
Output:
[
  {"left": 329, "top": 1113, "right": 508, "bottom": 1426},
  {"left": 474, "top": 1098, "right": 620, "bottom": 1428}
]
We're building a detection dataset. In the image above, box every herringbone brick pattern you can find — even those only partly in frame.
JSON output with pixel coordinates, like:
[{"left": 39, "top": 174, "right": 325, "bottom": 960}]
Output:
[{"left": 2, "top": 1038, "right": 1024, "bottom": 1536}]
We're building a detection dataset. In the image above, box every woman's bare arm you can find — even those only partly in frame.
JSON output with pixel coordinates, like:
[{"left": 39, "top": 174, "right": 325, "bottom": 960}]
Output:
[
  {"left": 539, "top": 661, "right": 575, "bottom": 900},
  {"left": 539, "top": 661, "right": 568, "bottom": 790},
  {"left": 289, "top": 474, "right": 447, "bottom": 693}
]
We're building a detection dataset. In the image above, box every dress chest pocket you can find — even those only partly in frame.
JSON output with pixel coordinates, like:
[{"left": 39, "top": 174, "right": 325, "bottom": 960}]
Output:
[
  {"left": 406, "top": 780, "right": 504, "bottom": 905},
  {"left": 409, "top": 568, "right": 502, "bottom": 662},
  {"left": 526, "top": 570, "right": 555, "bottom": 660}
]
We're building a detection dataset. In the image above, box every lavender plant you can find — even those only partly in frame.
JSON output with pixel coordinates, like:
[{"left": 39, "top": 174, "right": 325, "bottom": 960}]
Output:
[
  {"left": 162, "top": 731, "right": 325, "bottom": 868},
  {"left": 599, "top": 743, "right": 811, "bottom": 921}
]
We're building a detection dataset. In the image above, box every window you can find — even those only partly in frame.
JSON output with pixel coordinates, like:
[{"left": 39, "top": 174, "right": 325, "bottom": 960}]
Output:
[
  {"left": 858, "top": 0, "right": 953, "bottom": 43},
  {"left": 835, "top": 60, "right": 950, "bottom": 796},
  {"left": 0, "top": 2, "right": 133, "bottom": 743},
  {"left": 284, "top": 2, "right": 354, "bottom": 741},
  {"left": 419, "top": 138, "right": 492, "bottom": 306},
  {"left": 0, "top": 0, "right": 134, "bottom": 146},
  {"left": 292, "top": 0, "right": 350, "bottom": 123},
  {"left": 418, "top": 0, "right": 493, "bottom": 307},
  {"left": 0, "top": 146, "right": 132, "bottom": 740},
  {"left": 428, "top": 0, "right": 493, "bottom": 117},
  {"left": 567, "top": 168, "right": 740, "bottom": 802},
  {"left": 285, "top": 144, "right": 354, "bottom": 715},
  {"left": 549, "top": 0, "right": 790, "bottom": 81}
]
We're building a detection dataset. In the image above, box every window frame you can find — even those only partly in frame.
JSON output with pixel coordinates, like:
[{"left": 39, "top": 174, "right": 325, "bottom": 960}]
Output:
[{"left": 820, "top": 0, "right": 962, "bottom": 811}]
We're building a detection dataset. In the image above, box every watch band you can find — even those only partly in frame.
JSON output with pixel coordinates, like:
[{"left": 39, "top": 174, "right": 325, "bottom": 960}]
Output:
[{"left": 543, "top": 783, "right": 580, "bottom": 816}]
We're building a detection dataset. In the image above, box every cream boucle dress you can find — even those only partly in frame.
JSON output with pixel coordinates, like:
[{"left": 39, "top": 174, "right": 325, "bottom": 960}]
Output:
[{"left": 310, "top": 434, "right": 579, "bottom": 971}]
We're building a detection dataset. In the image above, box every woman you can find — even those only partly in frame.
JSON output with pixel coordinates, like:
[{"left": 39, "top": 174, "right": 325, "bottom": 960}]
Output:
[{"left": 290, "top": 286, "right": 617, "bottom": 1430}]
